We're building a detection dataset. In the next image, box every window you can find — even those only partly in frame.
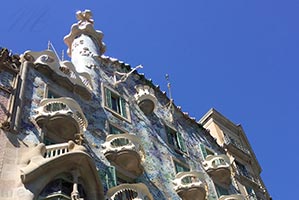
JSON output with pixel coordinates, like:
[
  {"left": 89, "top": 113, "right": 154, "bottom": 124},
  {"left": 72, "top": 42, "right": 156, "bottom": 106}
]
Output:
[
  {"left": 166, "top": 126, "right": 187, "bottom": 153},
  {"left": 245, "top": 186, "right": 257, "bottom": 200},
  {"left": 98, "top": 166, "right": 117, "bottom": 190},
  {"left": 38, "top": 178, "right": 86, "bottom": 200},
  {"left": 104, "top": 87, "right": 129, "bottom": 120},
  {"left": 235, "top": 161, "right": 250, "bottom": 177},
  {"left": 199, "top": 143, "right": 214, "bottom": 159},
  {"left": 173, "top": 159, "right": 190, "bottom": 174},
  {"left": 47, "top": 89, "right": 60, "bottom": 98},
  {"left": 215, "top": 183, "right": 229, "bottom": 197},
  {"left": 109, "top": 124, "right": 125, "bottom": 135}
]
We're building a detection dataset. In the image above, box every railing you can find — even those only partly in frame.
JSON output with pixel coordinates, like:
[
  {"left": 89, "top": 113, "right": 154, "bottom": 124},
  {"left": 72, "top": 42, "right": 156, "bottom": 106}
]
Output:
[
  {"left": 173, "top": 171, "right": 206, "bottom": 192},
  {"left": 203, "top": 154, "right": 230, "bottom": 171},
  {"left": 235, "top": 166, "right": 261, "bottom": 186},
  {"left": 35, "top": 97, "right": 88, "bottom": 133},
  {"left": 102, "top": 133, "right": 145, "bottom": 160},
  {"left": 106, "top": 183, "right": 153, "bottom": 200},
  {"left": 224, "top": 136, "right": 251, "bottom": 155},
  {"left": 218, "top": 194, "right": 245, "bottom": 200},
  {"left": 245, "top": 194, "right": 258, "bottom": 200},
  {"left": 44, "top": 143, "right": 70, "bottom": 158}
]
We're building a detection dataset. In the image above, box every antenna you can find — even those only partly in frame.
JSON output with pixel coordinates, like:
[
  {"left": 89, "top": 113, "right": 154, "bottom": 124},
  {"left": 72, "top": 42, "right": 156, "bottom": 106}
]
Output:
[{"left": 47, "top": 41, "right": 61, "bottom": 61}]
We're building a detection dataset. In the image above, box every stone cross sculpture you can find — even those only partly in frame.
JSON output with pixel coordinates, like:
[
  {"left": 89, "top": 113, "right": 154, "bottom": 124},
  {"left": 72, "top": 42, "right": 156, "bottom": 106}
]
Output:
[{"left": 76, "top": 10, "right": 94, "bottom": 26}]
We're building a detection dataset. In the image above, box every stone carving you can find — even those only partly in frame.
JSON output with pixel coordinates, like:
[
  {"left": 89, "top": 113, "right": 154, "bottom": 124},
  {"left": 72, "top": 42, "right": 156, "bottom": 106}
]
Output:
[
  {"left": 64, "top": 10, "right": 106, "bottom": 56},
  {"left": 0, "top": 48, "right": 21, "bottom": 71},
  {"left": 76, "top": 10, "right": 94, "bottom": 26},
  {"left": 114, "top": 65, "right": 143, "bottom": 86}
]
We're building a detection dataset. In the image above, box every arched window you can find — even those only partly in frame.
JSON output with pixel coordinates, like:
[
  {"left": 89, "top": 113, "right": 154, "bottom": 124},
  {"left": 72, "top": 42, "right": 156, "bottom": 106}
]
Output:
[{"left": 38, "top": 178, "right": 86, "bottom": 200}]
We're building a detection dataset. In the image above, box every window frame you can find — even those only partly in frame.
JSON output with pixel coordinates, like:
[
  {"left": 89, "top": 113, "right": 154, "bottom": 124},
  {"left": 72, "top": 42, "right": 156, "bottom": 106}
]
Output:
[
  {"left": 172, "top": 157, "right": 190, "bottom": 174},
  {"left": 214, "top": 183, "right": 229, "bottom": 198},
  {"left": 102, "top": 85, "right": 131, "bottom": 123},
  {"left": 108, "top": 123, "right": 126, "bottom": 135},
  {"left": 44, "top": 84, "right": 61, "bottom": 99},
  {"left": 165, "top": 125, "right": 188, "bottom": 154},
  {"left": 199, "top": 143, "right": 215, "bottom": 159}
]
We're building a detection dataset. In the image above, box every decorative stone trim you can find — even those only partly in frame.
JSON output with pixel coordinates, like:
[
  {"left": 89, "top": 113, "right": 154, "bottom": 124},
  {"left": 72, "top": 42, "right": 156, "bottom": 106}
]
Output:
[
  {"left": 34, "top": 97, "right": 88, "bottom": 133},
  {"left": 173, "top": 171, "right": 207, "bottom": 200},
  {"left": 102, "top": 133, "right": 145, "bottom": 177},
  {"left": 106, "top": 183, "right": 153, "bottom": 200},
  {"left": 218, "top": 194, "right": 246, "bottom": 200},
  {"left": 134, "top": 84, "right": 157, "bottom": 115},
  {"left": 23, "top": 50, "right": 93, "bottom": 99},
  {"left": 64, "top": 10, "right": 106, "bottom": 57},
  {"left": 203, "top": 154, "right": 231, "bottom": 185}
]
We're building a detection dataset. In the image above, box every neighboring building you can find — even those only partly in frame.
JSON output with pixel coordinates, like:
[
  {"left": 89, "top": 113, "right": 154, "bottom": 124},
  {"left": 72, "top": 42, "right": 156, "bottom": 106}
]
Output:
[
  {"left": 199, "top": 109, "right": 271, "bottom": 200},
  {"left": 0, "top": 10, "right": 270, "bottom": 200}
]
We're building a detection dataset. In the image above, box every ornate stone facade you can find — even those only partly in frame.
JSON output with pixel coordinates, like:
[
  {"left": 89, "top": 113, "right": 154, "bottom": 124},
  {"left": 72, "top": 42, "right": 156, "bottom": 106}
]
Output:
[{"left": 0, "top": 10, "right": 270, "bottom": 200}]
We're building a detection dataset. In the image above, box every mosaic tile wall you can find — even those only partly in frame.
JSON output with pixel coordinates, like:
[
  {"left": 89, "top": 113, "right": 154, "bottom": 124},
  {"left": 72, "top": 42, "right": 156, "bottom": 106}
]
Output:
[{"left": 17, "top": 56, "right": 237, "bottom": 199}]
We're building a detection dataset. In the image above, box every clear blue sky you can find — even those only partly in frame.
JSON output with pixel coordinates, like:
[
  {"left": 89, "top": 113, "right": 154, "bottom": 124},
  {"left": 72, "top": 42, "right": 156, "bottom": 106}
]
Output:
[{"left": 2, "top": 1, "right": 297, "bottom": 199}]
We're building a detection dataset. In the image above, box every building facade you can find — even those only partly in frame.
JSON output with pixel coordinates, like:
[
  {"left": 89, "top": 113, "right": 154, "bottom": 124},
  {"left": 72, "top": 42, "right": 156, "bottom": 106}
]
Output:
[{"left": 0, "top": 10, "right": 270, "bottom": 200}]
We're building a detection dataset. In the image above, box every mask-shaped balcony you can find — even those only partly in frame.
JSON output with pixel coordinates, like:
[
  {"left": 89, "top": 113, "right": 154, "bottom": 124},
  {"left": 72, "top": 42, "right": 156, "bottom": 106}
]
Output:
[
  {"left": 203, "top": 154, "right": 231, "bottom": 185},
  {"left": 34, "top": 97, "right": 88, "bottom": 143},
  {"left": 106, "top": 183, "right": 153, "bottom": 200},
  {"left": 218, "top": 194, "right": 245, "bottom": 200},
  {"left": 20, "top": 141, "right": 104, "bottom": 199},
  {"left": 173, "top": 171, "right": 206, "bottom": 200},
  {"left": 24, "top": 50, "right": 93, "bottom": 100},
  {"left": 134, "top": 85, "right": 157, "bottom": 115},
  {"left": 102, "top": 133, "right": 145, "bottom": 178}
]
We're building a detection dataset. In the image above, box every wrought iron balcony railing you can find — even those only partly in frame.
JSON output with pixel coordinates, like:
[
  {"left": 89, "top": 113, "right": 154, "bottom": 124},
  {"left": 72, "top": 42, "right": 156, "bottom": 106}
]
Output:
[
  {"left": 235, "top": 166, "right": 261, "bottom": 187},
  {"left": 224, "top": 136, "right": 251, "bottom": 155}
]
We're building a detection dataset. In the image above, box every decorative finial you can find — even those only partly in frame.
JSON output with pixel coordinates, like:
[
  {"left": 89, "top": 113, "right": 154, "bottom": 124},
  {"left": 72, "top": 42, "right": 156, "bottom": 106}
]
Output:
[
  {"left": 165, "top": 74, "right": 173, "bottom": 101},
  {"left": 164, "top": 74, "right": 174, "bottom": 122},
  {"left": 76, "top": 10, "right": 94, "bottom": 26}
]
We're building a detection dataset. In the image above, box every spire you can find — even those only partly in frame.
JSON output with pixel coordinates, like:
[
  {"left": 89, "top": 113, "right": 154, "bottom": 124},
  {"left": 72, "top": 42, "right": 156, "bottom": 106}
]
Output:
[{"left": 64, "top": 10, "right": 106, "bottom": 57}]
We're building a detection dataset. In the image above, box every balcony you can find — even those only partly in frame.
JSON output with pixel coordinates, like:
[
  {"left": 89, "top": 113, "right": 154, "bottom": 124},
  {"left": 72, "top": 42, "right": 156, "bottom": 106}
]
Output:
[
  {"left": 134, "top": 85, "right": 157, "bottom": 114},
  {"left": 218, "top": 194, "right": 245, "bottom": 200},
  {"left": 234, "top": 167, "right": 261, "bottom": 187},
  {"left": 102, "top": 133, "right": 145, "bottom": 178},
  {"left": 34, "top": 97, "right": 88, "bottom": 143},
  {"left": 24, "top": 50, "right": 93, "bottom": 99},
  {"left": 224, "top": 136, "right": 251, "bottom": 157},
  {"left": 106, "top": 183, "right": 153, "bottom": 200},
  {"left": 20, "top": 141, "right": 104, "bottom": 199},
  {"left": 173, "top": 171, "right": 206, "bottom": 200},
  {"left": 203, "top": 154, "right": 231, "bottom": 185}
]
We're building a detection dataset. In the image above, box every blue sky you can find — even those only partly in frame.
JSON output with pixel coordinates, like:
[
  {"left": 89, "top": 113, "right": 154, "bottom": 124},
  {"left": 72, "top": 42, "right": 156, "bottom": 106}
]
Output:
[{"left": 2, "top": 1, "right": 298, "bottom": 199}]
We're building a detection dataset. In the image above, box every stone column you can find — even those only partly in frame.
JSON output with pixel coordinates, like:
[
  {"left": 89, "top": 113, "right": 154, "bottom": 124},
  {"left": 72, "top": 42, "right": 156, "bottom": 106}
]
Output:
[{"left": 71, "top": 169, "right": 80, "bottom": 200}]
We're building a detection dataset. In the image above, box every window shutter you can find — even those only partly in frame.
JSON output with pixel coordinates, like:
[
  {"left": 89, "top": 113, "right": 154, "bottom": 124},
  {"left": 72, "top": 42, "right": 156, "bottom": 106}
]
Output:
[
  {"left": 200, "top": 143, "right": 208, "bottom": 159},
  {"left": 106, "top": 166, "right": 117, "bottom": 189},
  {"left": 120, "top": 97, "right": 127, "bottom": 118},
  {"left": 105, "top": 88, "right": 112, "bottom": 108},
  {"left": 176, "top": 132, "right": 187, "bottom": 153},
  {"left": 97, "top": 169, "right": 106, "bottom": 186}
]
